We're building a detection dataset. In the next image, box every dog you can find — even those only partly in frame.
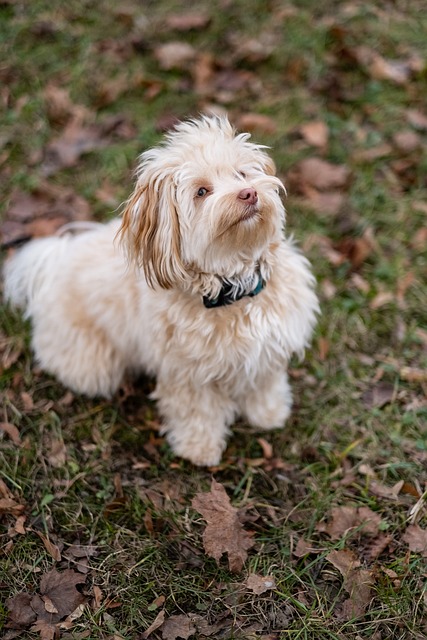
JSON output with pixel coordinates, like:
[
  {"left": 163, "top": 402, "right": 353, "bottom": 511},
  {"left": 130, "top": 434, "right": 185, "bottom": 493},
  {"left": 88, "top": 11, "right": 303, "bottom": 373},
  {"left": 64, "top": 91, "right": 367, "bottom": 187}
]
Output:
[{"left": 4, "top": 116, "right": 319, "bottom": 466}]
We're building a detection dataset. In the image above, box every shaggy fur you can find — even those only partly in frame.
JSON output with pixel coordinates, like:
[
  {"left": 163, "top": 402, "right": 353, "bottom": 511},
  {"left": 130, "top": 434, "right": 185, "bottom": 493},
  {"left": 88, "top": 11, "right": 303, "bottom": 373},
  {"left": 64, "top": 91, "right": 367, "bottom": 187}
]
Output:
[{"left": 4, "top": 116, "right": 319, "bottom": 466}]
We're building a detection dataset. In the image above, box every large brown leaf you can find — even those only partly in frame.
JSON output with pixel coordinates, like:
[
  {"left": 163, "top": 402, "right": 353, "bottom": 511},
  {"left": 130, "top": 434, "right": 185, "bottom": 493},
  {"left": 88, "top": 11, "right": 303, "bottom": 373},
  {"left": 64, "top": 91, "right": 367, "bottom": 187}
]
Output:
[
  {"left": 192, "top": 479, "right": 255, "bottom": 572},
  {"left": 326, "top": 549, "right": 374, "bottom": 619}
]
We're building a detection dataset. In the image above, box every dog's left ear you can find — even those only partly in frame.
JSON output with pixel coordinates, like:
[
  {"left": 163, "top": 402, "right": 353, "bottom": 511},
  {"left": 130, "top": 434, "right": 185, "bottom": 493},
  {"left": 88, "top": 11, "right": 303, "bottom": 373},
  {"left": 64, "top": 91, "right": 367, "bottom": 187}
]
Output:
[
  {"left": 118, "top": 167, "right": 188, "bottom": 289},
  {"left": 257, "top": 148, "right": 276, "bottom": 177}
]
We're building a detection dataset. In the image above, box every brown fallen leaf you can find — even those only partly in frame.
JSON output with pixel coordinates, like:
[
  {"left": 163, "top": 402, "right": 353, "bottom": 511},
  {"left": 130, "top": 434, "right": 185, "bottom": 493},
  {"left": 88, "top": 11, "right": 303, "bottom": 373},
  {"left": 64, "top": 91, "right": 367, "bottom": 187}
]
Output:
[
  {"left": 257, "top": 437, "right": 273, "bottom": 459},
  {"left": 12, "top": 514, "right": 27, "bottom": 535},
  {"left": 154, "top": 42, "right": 197, "bottom": 70},
  {"left": 369, "top": 291, "right": 394, "bottom": 310},
  {"left": 402, "top": 524, "right": 427, "bottom": 557},
  {"left": 141, "top": 609, "right": 166, "bottom": 639},
  {"left": 292, "top": 537, "right": 321, "bottom": 558},
  {"left": 236, "top": 113, "right": 277, "bottom": 135},
  {"left": 246, "top": 573, "right": 276, "bottom": 595},
  {"left": 43, "top": 84, "right": 88, "bottom": 126},
  {"left": 317, "top": 505, "right": 382, "bottom": 540},
  {"left": 326, "top": 548, "right": 374, "bottom": 619},
  {"left": 302, "top": 188, "right": 345, "bottom": 216},
  {"left": 0, "top": 422, "right": 21, "bottom": 446},
  {"left": 1, "top": 183, "right": 90, "bottom": 246},
  {"left": 364, "top": 533, "right": 393, "bottom": 563},
  {"left": 368, "top": 479, "right": 404, "bottom": 500},
  {"left": 166, "top": 13, "right": 211, "bottom": 31},
  {"left": 6, "top": 593, "right": 37, "bottom": 629},
  {"left": 290, "top": 157, "right": 351, "bottom": 192},
  {"left": 406, "top": 108, "right": 427, "bottom": 131},
  {"left": 41, "top": 116, "right": 109, "bottom": 176},
  {"left": 352, "top": 143, "right": 393, "bottom": 163},
  {"left": 353, "top": 46, "right": 423, "bottom": 85},
  {"left": 161, "top": 614, "right": 196, "bottom": 640},
  {"left": 0, "top": 497, "right": 25, "bottom": 517},
  {"left": 36, "top": 532, "right": 62, "bottom": 562},
  {"left": 47, "top": 438, "right": 67, "bottom": 468},
  {"left": 31, "top": 619, "right": 57, "bottom": 640},
  {"left": 192, "top": 478, "right": 255, "bottom": 572},
  {"left": 392, "top": 130, "right": 421, "bottom": 154},
  {"left": 336, "top": 228, "right": 376, "bottom": 269},
  {"left": 38, "top": 569, "right": 86, "bottom": 621},
  {"left": 299, "top": 121, "right": 329, "bottom": 148},
  {"left": 400, "top": 367, "right": 427, "bottom": 383},
  {"left": 362, "top": 381, "right": 395, "bottom": 408}
]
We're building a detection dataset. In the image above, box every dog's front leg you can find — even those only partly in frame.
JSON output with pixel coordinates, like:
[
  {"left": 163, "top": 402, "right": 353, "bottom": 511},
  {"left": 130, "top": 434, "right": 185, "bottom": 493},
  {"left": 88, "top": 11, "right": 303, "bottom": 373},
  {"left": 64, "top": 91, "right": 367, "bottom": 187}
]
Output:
[
  {"left": 153, "top": 377, "right": 237, "bottom": 466},
  {"left": 238, "top": 369, "right": 292, "bottom": 431}
]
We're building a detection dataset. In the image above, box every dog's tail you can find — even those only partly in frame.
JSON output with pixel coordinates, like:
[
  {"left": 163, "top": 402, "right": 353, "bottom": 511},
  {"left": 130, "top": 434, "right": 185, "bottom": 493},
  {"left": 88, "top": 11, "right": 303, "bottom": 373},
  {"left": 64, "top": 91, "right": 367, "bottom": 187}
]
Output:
[{"left": 3, "top": 236, "right": 68, "bottom": 313}]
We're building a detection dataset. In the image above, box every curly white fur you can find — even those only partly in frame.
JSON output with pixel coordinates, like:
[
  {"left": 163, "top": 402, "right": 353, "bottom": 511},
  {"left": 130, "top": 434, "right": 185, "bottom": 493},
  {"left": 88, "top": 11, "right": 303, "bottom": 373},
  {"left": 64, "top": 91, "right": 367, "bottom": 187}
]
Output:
[{"left": 4, "top": 116, "right": 319, "bottom": 466}]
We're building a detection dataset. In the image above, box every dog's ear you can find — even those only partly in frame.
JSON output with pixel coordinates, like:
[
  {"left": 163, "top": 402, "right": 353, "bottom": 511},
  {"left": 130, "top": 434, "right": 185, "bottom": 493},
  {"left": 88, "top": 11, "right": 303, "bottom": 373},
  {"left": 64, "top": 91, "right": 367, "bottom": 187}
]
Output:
[
  {"left": 118, "top": 169, "right": 187, "bottom": 289},
  {"left": 257, "top": 148, "right": 276, "bottom": 176}
]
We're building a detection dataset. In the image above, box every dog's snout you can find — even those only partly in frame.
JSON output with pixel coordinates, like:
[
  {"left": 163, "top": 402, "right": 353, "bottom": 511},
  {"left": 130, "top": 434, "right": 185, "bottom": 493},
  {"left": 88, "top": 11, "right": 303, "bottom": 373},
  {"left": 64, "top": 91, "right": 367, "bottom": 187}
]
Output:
[{"left": 238, "top": 188, "right": 258, "bottom": 205}]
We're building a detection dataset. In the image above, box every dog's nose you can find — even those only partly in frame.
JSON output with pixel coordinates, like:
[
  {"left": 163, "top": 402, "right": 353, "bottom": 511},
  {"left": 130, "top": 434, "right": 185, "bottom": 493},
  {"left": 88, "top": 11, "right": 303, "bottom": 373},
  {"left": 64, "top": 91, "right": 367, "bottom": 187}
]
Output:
[{"left": 238, "top": 188, "right": 258, "bottom": 205}]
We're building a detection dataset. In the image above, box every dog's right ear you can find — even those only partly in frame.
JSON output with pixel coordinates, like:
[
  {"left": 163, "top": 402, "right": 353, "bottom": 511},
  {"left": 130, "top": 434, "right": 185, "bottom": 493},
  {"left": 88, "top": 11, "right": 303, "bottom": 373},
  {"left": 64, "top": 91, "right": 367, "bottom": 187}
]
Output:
[{"left": 118, "top": 166, "right": 188, "bottom": 290}]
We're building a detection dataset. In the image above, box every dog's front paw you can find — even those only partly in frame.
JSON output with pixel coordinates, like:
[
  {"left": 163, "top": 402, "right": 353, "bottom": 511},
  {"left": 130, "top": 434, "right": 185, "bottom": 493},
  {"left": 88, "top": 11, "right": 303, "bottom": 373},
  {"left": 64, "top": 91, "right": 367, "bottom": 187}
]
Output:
[
  {"left": 172, "top": 444, "right": 225, "bottom": 467},
  {"left": 168, "top": 434, "right": 226, "bottom": 467}
]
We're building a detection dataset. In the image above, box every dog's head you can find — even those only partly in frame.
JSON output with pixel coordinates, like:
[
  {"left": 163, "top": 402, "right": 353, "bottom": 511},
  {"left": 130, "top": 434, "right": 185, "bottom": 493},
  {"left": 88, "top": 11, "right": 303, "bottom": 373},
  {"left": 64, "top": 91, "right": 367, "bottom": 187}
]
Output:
[{"left": 119, "top": 116, "right": 285, "bottom": 289}]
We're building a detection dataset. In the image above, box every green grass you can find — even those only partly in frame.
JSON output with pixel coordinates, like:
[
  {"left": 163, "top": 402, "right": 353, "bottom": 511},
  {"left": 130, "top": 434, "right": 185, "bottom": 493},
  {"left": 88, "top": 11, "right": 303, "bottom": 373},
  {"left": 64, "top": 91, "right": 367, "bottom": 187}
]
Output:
[{"left": 1, "top": 1, "right": 427, "bottom": 638}]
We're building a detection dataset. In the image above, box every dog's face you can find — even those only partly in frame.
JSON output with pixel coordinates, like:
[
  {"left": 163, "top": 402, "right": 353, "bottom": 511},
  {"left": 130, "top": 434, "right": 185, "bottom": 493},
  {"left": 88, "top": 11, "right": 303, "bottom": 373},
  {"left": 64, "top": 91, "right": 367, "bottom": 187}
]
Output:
[{"left": 120, "top": 117, "right": 285, "bottom": 288}]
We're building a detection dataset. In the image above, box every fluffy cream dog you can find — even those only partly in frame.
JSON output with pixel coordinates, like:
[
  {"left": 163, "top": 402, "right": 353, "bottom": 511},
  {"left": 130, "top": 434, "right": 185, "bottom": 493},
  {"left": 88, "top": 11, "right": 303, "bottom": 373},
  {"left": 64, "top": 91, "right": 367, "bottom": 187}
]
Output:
[{"left": 4, "top": 116, "right": 319, "bottom": 466}]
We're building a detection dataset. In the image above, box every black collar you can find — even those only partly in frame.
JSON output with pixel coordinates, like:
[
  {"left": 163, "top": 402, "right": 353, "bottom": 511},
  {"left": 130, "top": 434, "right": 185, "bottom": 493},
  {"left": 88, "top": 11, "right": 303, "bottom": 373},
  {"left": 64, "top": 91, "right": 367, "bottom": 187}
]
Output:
[{"left": 203, "top": 272, "right": 265, "bottom": 309}]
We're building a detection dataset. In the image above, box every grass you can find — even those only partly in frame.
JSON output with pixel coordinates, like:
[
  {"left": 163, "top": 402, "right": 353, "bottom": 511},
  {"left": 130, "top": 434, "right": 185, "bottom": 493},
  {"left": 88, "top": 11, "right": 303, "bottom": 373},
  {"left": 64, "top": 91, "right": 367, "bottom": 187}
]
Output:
[{"left": 1, "top": 1, "right": 427, "bottom": 639}]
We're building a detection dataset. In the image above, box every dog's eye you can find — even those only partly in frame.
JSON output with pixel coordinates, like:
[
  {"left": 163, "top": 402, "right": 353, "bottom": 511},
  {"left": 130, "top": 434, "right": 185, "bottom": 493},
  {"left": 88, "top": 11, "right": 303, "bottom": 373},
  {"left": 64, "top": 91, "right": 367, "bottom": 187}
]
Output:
[{"left": 196, "top": 187, "right": 208, "bottom": 197}]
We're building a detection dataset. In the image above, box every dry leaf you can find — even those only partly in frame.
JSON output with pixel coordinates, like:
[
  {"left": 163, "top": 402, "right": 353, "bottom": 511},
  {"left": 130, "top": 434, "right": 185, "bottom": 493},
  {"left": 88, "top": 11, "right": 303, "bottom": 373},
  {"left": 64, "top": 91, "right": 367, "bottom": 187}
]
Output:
[
  {"left": 0, "top": 497, "right": 25, "bottom": 517},
  {"left": 368, "top": 479, "right": 404, "bottom": 500},
  {"left": 166, "top": 13, "right": 210, "bottom": 31},
  {"left": 6, "top": 593, "right": 37, "bottom": 629},
  {"left": 1, "top": 184, "right": 90, "bottom": 246},
  {"left": 370, "top": 291, "right": 394, "bottom": 310},
  {"left": 326, "top": 549, "right": 374, "bottom": 619},
  {"left": 41, "top": 116, "right": 109, "bottom": 176},
  {"left": 292, "top": 537, "right": 319, "bottom": 557},
  {"left": 336, "top": 230, "right": 375, "bottom": 269},
  {"left": 299, "top": 121, "right": 329, "bottom": 147},
  {"left": 317, "top": 505, "right": 382, "bottom": 540},
  {"left": 141, "top": 609, "right": 166, "bottom": 639},
  {"left": 161, "top": 614, "right": 196, "bottom": 640},
  {"left": 353, "top": 47, "right": 422, "bottom": 85},
  {"left": 43, "top": 84, "right": 87, "bottom": 126},
  {"left": 362, "top": 381, "right": 395, "bottom": 408},
  {"left": 154, "top": 42, "right": 196, "bottom": 70},
  {"left": 192, "top": 478, "right": 255, "bottom": 572},
  {"left": 236, "top": 113, "right": 277, "bottom": 135},
  {"left": 352, "top": 143, "right": 392, "bottom": 163},
  {"left": 402, "top": 524, "right": 427, "bottom": 556},
  {"left": 406, "top": 109, "right": 427, "bottom": 131},
  {"left": 399, "top": 367, "right": 427, "bottom": 383},
  {"left": 36, "top": 532, "right": 62, "bottom": 562},
  {"left": 31, "top": 619, "right": 58, "bottom": 640},
  {"left": 365, "top": 533, "right": 393, "bottom": 563},
  {"left": 246, "top": 574, "right": 276, "bottom": 595},
  {"left": 303, "top": 189, "right": 345, "bottom": 216},
  {"left": 0, "top": 422, "right": 21, "bottom": 446},
  {"left": 47, "top": 438, "right": 67, "bottom": 468},
  {"left": 392, "top": 130, "right": 421, "bottom": 154},
  {"left": 292, "top": 158, "right": 351, "bottom": 191},
  {"left": 38, "top": 569, "right": 86, "bottom": 620},
  {"left": 257, "top": 437, "right": 273, "bottom": 459}
]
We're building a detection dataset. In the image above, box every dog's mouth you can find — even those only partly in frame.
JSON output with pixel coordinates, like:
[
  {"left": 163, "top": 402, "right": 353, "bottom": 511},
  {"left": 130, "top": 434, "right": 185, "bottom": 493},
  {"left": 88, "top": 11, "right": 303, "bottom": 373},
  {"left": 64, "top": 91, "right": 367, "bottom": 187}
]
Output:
[{"left": 238, "top": 204, "right": 260, "bottom": 223}]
